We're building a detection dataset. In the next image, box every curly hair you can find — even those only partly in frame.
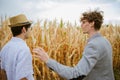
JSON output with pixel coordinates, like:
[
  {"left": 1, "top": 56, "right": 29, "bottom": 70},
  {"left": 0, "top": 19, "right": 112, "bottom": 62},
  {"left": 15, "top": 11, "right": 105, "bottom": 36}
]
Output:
[{"left": 80, "top": 10, "right": 104, "bottom": 30}]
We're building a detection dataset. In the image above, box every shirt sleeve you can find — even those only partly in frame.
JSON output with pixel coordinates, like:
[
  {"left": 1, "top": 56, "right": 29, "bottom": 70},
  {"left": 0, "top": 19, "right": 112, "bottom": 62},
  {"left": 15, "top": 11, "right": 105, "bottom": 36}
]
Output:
[
  {"left": 0, "top": 48, "right": 6, "bottom": 70},
  {"left": 15, "top": 47, "right": 34, "bottom": 80},
  {"left": 46, "top": 42, "right": 99, "bottom": 79}
]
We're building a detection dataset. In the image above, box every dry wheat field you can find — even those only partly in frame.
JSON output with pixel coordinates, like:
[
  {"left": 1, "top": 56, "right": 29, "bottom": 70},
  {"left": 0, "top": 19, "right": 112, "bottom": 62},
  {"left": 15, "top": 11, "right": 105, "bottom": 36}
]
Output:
[{"left": 0, "top": 19, "right": 120, "bottom": 80}]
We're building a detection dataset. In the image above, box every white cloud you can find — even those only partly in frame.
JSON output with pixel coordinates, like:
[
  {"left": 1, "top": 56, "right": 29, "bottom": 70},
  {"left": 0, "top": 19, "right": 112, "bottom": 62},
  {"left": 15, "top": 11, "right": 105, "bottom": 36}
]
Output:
[
  {"left": 0, "top": 0, "right": 120, "bottom": 25},
  {"left": 31, "top": 2, "right": 116, "bottom": 24}
]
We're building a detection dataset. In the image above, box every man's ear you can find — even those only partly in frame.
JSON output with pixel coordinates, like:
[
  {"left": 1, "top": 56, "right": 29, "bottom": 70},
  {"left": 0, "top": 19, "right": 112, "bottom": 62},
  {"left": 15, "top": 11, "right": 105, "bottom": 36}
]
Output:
[
  {"left": 90, "top": 21, "right": 94, "bottom": 27},
  {"left": 22, "top": 27, "right": 26, "bottom": 33}
]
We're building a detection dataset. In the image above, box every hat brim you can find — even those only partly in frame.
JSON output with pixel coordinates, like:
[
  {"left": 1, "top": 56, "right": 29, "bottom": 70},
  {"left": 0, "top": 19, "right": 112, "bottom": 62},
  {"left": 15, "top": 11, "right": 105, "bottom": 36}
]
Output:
[{"left": 9, "top": 21, "right": 32, "bottom": 27}]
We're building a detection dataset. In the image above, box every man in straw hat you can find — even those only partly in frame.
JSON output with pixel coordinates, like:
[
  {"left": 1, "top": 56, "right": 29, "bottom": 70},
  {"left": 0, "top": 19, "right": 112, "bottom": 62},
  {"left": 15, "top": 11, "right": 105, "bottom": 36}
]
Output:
[
  {"left": 0, "top": 14, "right": 34, "bottom": 80},
  {"left": 33, "top": 10, "right": 114, "bottom": 80}
]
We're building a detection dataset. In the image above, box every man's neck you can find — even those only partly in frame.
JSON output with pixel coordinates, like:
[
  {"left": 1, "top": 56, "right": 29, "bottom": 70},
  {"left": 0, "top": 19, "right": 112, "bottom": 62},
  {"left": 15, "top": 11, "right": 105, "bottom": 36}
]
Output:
[
  {"left": 16, "top": 34, "right": 25, "bottom": 40},
  {"left": 88, "top": 31, "right": 99, "bottom": 39}
]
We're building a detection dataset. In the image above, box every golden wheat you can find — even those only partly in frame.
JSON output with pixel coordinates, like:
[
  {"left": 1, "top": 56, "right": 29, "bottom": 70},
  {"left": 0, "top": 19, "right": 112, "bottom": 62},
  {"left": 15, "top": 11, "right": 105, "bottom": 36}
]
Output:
[{"left": 0, "top": 20, "right": 120, "bottom": 80}]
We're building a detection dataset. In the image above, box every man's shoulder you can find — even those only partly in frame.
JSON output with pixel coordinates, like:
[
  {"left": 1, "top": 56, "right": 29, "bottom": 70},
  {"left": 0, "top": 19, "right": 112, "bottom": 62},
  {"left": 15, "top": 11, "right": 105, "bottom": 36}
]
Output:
[
  {"left": 87, "top": 36, "right": 107, "bottom": 48},
  {"left": 89, "top": 36, "right": 106, "bottom": 44}
]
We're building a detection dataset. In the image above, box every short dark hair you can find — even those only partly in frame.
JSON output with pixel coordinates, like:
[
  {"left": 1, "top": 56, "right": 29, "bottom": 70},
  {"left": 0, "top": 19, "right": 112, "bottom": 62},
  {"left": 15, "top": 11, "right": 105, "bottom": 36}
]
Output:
[
  {"left": 80, "top": 10, "right": 104, "bottom": 30},
  {"left": 11, "top": 24, "right": 31, "bottom": 37}
]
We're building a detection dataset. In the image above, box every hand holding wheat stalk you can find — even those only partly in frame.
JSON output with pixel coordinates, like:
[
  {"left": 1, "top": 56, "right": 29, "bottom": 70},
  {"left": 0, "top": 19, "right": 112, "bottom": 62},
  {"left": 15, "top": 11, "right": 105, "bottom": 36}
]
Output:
[{"left": 33, "top": 47, "right": 49, "bottom": 63}]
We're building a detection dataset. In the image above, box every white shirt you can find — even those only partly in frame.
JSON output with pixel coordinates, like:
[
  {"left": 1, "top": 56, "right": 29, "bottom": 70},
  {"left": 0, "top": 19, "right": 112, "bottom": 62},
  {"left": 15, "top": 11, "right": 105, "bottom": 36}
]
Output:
[{"left": 0, "top": 37, "right": 34, "bottom": 80}]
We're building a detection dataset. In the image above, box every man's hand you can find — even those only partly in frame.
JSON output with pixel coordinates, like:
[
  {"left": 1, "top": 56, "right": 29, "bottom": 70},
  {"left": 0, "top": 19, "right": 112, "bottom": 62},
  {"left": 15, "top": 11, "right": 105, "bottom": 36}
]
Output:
[
  {"left": 20, "top": 78, "right": 27, "bottom": 80},
  {"left": 0, "top": 69, "right": 7, "bottom": 80},
  {"left": 32, "top": 47, "right": 49, "bottom": 63}
]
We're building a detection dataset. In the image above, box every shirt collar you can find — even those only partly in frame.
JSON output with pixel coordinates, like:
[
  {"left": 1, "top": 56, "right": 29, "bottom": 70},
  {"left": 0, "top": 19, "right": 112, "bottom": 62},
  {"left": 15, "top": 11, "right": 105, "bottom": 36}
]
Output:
[
  {"left": 11, "top": 37, "right": 26, "bottom": 43},
  {"left": 87, "top": 33, "right": 101, "bottom": 42}
]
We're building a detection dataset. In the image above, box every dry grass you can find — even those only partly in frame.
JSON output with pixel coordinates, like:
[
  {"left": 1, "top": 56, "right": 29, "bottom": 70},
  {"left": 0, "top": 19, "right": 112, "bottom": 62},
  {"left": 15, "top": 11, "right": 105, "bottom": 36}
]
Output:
[{"left": 0, "top": 20, "right": 120, "bottom": 80}]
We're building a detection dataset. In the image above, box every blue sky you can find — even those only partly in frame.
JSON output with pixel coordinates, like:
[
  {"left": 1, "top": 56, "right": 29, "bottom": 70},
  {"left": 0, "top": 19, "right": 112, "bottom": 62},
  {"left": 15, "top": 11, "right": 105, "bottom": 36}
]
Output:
[{"left": 0, "top": 0, "right": 120, "bottom": 25}]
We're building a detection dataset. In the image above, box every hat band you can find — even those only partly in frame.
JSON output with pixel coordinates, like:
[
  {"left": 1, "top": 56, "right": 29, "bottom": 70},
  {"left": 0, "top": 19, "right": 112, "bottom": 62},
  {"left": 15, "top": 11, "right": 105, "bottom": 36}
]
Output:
[{"left": 9, "top": 21, "right": 32, "bottom": 27}]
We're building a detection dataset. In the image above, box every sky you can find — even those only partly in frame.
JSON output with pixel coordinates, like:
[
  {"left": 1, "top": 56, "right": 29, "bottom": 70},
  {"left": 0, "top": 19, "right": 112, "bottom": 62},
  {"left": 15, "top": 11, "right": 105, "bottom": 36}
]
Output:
[{"left": 0, "top": 0, "right": 120, "bottom": 25}]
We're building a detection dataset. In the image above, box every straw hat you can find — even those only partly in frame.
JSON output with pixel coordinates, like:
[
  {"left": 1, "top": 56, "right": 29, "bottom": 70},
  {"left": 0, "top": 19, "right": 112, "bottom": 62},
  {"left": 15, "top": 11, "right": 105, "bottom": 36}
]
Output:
[{"left": 9, "top": 14, "right": 32, "bottom": 27}]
